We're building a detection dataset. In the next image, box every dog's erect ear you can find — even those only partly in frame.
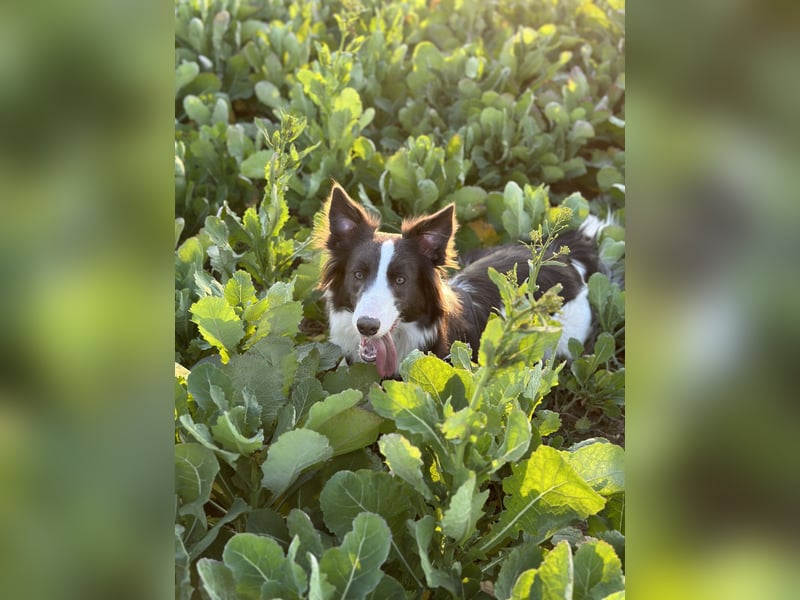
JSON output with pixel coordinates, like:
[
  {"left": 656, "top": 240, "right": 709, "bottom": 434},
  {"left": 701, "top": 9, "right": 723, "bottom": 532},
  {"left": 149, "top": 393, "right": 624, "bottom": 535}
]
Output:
[
  {"left": 402, "top": 204, "right": 457, "bottom": 267},
  {"left": 327, "top": 183, "right": 377, "bottom": 238}
]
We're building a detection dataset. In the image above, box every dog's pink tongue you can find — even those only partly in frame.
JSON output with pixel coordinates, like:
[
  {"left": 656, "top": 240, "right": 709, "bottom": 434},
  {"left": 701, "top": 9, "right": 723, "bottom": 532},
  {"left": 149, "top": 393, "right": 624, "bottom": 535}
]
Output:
[{"left": 373, "top": 334, "right": 398, "bottom": 378}]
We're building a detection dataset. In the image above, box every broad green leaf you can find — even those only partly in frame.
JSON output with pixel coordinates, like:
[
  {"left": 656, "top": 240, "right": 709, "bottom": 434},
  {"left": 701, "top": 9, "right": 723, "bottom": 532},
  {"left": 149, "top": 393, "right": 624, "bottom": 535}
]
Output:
[
  {"left": 573, "top": 540, "right": 624, "bottom": 600},
  {"left": 304, "top": 389, "right": 362, "bottom": 431},
  {"left": 365, "top": 574, "right": 407, "bottom": 600},
  {"left": 222, "top": 532, "right": 307, "bottom": 599},
  {"left": 246, "top": 507, "right": 290, "bottom": 542},
  {"left": 178, "top": 414, "right": 239, "bottom": 467},
  {"left": 565, "top": 439, "right": 625, "bottom": 496},
  {"left": 493, "top": 402, "right": 532, "bottom": 470},
  {"left": 495, "top": 541, "right": 543, "bottom": 600},
  {"left": 597, "top": 167, "right": 623, "bottom": 192},
  {"left": 440, "top": 472, "right": 488, "bottom": 545},
  {"left": 441, "top": 405, "right": 487, "bottom": 443},
  {"left": 592, "top": 332, "right": 616, "bottom": 367},
  {"left": 536, "top": 409, "right": 562, "bottom": 437},
  {"left": 184, "top": 94, "right": 210, "bottom": 124},
  {"left": 225, "top": 337, "right": 297, "bottom": 432},
  {"left": 224, "top": 271, "right": 256, "bottom": 308},
  {"left": 369, "top": 381, "right": 443, "bottom": 447},
  {"left": 561, "top": 193, "right": 590, "bottom": 229},
  {"left": 480, "top": 446, "right": 605, "bottom": 552},
  {"left": 378, "top": 433, "right": 432, "bottom": 500},
  {"left": 196, "top": 559, "right": 237, "bottom": 600},
  {"left": 189, "top": 296, "right": 244, "bottom": 363},
  {"left": 320, "top": 470, "right": 409, "bottom": 539},
  {"left": 240, "top": 150, "right": 275, "bottom": 179},
  {"left": 406, "top": 354, "right": 472, "bottom": 403},
  {"left": 175, "top": 61, "right": 199, "bottom": 94},
  {"left": 175, "top": 443, "right": 219, "bottom": 523},
  {"left": 511, "top": 540, "right": 573, "bottom": 600},
  {"left": 449, "top": 340, "right": 474, "bottom": 371},
  {"left": 312, "top": 406, "right": 382, "bottom": 456},
  {"left": 211, "top": 98, "right": 228, "bottom": 125},
  {"left": 319, "top": 513, "right": 390, "bottom": 599},
  {"left": 255, "top": 80, "right": 282, "bottom": 109},
  {"left": 210, "top": 407, "right": 264, "bottom": 455},
  {"left": 287, "top": 509, "right": 324, "bottom": 570},
  {"left": 186, "top": 362, "right": 232, "bottom": 416},
  {"left": 323, "top": 363, "right": 382, "bottom": 396},
  {"left": 261, "top": 429, "right": 332, "bottom": 497},
  {"left": 408, "top": 516, "right": 458, "bottom": 594}
]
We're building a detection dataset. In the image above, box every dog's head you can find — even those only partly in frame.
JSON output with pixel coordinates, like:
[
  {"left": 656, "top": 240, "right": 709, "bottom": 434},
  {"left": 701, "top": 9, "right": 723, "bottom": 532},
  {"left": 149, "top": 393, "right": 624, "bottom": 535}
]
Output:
[{"left": 319, "top": 183, "right": 458, "bottom": 376}]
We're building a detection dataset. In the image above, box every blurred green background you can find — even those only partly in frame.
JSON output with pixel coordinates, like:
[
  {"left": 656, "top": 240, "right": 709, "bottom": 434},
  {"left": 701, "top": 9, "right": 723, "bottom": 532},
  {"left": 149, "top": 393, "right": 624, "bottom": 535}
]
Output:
[{"left": 1, "top": 0, "right": 799, "bottom": 598}]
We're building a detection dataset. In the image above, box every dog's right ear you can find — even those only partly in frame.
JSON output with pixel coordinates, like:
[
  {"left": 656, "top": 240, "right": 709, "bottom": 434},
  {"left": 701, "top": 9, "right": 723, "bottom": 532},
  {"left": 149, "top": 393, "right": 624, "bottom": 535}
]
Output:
[{"left": 327, "top": 183, "right": 378, "bottom": 238}]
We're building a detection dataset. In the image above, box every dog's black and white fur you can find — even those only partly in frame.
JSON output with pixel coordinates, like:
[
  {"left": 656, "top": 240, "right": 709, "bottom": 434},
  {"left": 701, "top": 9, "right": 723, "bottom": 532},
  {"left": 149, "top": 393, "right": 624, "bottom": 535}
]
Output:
[{"left": 319, "top": 183, "right": 606, "bottom": 377}]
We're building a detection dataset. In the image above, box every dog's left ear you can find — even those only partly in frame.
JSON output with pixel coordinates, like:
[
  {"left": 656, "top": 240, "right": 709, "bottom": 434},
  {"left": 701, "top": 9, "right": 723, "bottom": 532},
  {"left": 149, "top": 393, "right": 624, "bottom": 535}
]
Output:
[{"left": 403, "top": 204, "right": 457, "bottom": 267}]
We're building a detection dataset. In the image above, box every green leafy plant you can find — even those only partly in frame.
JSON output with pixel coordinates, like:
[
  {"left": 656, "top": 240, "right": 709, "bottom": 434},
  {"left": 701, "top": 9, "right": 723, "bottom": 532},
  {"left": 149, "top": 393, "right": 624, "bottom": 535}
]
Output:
[{"left": 175, "top": 0, "right": 625, "bottom": 597}]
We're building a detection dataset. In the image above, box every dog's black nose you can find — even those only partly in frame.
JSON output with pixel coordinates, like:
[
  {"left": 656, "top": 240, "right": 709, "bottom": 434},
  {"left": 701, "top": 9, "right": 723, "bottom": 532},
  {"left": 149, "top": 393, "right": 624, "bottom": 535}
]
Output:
[{"left": 356, "top": 316, "right": 380, "bottom": 336}]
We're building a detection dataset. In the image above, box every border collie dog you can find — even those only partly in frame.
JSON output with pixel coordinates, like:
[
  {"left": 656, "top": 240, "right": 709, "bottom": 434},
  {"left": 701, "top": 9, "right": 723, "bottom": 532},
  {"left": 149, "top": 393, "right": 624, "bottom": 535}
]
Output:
[{"left": 320, "top": 183, "right": 604, "bottom": 378}]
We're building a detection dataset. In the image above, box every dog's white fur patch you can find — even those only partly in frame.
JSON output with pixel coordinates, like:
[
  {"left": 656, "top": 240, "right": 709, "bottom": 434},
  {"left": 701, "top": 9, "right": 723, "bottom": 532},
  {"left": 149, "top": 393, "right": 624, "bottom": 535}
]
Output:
[
  {"left": 352, "top": 240, "right": 400, "bottom": 337},
  {"left": 554, "top": 287, "right": 592, "bottom": 356}
]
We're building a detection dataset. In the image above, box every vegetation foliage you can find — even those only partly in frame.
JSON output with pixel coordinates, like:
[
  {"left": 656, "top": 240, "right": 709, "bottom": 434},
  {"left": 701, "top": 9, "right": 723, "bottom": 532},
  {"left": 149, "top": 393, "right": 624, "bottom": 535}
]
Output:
[{"left": 175, "top": 0, "right": 625, "bottom": 597}]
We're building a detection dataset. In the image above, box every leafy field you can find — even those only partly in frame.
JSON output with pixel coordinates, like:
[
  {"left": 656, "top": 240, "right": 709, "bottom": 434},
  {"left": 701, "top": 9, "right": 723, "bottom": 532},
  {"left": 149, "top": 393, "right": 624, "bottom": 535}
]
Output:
[{"left": 175, "top": 0, "right": 625, "bottom": 598}]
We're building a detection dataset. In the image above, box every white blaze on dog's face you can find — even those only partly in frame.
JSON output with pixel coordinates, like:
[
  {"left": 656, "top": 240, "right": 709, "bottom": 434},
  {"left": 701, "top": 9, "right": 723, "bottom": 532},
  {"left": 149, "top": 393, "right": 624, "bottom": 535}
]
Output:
[{"left": 351, "top": 240, "right": 400, "bottom": 338}]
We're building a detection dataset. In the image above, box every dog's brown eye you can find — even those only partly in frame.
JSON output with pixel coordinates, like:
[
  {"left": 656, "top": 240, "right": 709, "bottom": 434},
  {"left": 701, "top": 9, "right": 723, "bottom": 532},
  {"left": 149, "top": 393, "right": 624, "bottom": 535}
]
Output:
[
  {"left": 395, "top": 275, "right": 406, "bottom": 285},
  {"left": 353, "top": 270, "right": 364, "bottom": 280}
]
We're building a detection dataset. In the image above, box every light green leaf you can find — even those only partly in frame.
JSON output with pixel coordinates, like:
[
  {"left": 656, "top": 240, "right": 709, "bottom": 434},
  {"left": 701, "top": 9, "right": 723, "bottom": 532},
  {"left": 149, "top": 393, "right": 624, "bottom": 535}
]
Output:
[
  {"left": 287, "top": 509, "right": 324, "bottom": 570},
  {"left": 240, "top": 150, "right": 275, "bottom": 179},
  {"left": 449, "top": 340, "right": 474, "bottom": 371},
  {"left": 255, "top": 80, "right": 283, "bottom": 109},
  {"left": 189, "top": 296, "right": 244, "bottom": 363},
  {"left": 261, "top": 429, "right": 332, "bottom": 497},
  {"left": 224, "top": 271, "right": 256, "bottom": 309},
  {"left": 493, "top": 402, "right": 533, "bottom": 470},
  {"left": 495, "top": 541, "right": 543, "bottom": 600},
  {"left": 210, "top": 407, "right": 264, "bottom": 455},
  {"left": 225, "top": 337, "right": 297, "bottom": 432},
  {"left": 211, "top": 98, "right": 228, "bottom": 125},
  {"left": 369, "top": 381, "right": 443, "bottom": 447},
  {"left": 537, "top": 409, "right": 562, "bottom": 437},
  {"left": 184, "top": 94, "right": 210, "bottom": 124},
  {"left": 512, "top": 540, "right": 573, "bottom": 600},
  {"left": 304, "top": 389, "right": 362, "bottom": 431},
  {"left": 573, "top": 540, "right": 624, "bottom": 600},
  {"left": 175, "top": 61, "right": 199, "bottom": 95},
  {"left": 312, "top": 406, "right": 382, "bottom": 456},
  {"left": 440, "top": 472, "right": 488, "bottom": 545},
  {"left": 501, "top": 181, "right": 532, "bottom": 240},
  {"left": 405, "top": 353, "right": 473, "bottom": 403},
  {"left": 308, "top": 553, "right": 336, "bottom": 600},
  {"left": 196, "top": 559, "right": 237, "bottom": 600},
  {"left": 365, "top": 574, "right": 407, "bottom": 600},
  {"left": 565, "top": 439, "right": 625, "bottom": 496},
  {"left": 178, "top": 414, "right": 240, "bottom": 467},
  {"left": 175, "top": 443, "right": 220, "bottom": 523},
  {"left": 480, "top": 446, "right": 605, "bottom": 552},
  {"left": 320, "top": 470, "right": 409, "bottom": 539},
  {"left": 378, "top": 433, "right": 432, "bottom": 500},
  {"left": 186, "top": 362, "right": 232, "bottom": 416},
  {"left": 597, "top": 167, "right": 623, "bottom": 191},
  {"left": 222, "top": 532, "right": 307, "bottom": 599},
  {"left": 319, "top": 513, "right": 391, "bottom": 599}
]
